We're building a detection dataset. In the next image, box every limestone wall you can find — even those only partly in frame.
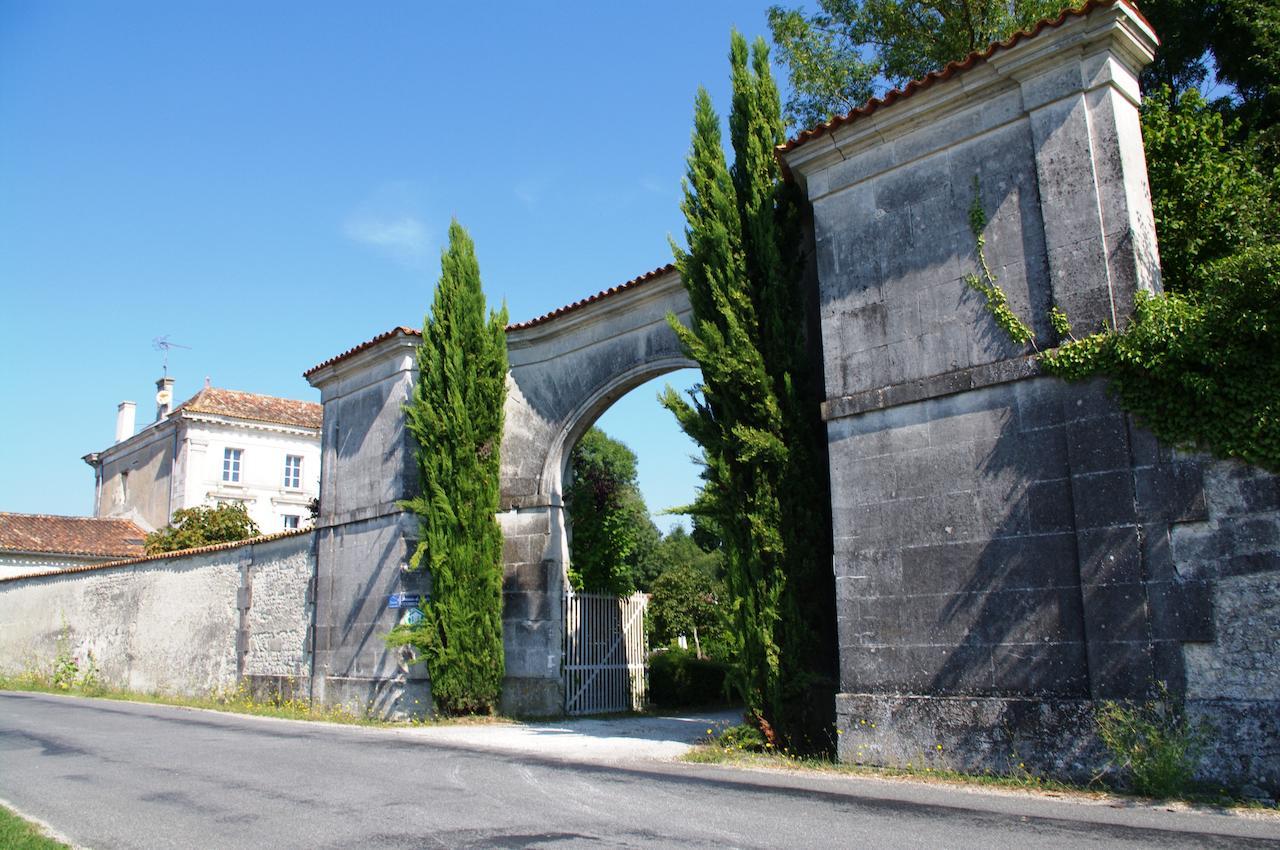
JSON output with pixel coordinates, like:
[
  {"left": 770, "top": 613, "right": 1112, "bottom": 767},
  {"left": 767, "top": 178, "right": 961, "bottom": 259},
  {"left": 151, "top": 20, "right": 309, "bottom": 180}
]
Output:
[
  {"left": 782, "top": 0, "right": 1280, "bottom": 792},
  {"left": 0, "top": 531, "right": 314, "bottom": 697},
  {"left": 305, "top": 331, "right": 430, "bottom": 718},
  {"left": 1174, "top": 460, "right": 1280, "bottom": 790}
]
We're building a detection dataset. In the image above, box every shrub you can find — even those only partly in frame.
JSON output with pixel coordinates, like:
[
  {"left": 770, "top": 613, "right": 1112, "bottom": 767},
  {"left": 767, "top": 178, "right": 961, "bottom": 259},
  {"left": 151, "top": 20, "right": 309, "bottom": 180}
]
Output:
[
  {"left": 648, "top": 648, "right": 731, "bottom": 708},
  {"left": 716, "top": 722, "right": 767, "bottom": 752},
  {"left": 144, "top": 503, "right": 260, "bottom": 554}
]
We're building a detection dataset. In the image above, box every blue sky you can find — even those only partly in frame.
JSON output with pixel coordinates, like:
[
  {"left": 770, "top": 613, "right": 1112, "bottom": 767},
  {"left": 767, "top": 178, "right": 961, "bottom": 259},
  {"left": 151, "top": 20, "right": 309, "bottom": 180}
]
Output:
[{"left": 0, "top": 1, "right": 798, "bottom": 532}]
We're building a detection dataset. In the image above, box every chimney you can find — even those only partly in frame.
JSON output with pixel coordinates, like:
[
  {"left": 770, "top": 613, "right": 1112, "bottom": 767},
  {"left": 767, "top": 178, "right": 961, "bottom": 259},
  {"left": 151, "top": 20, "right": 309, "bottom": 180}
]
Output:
[
  {"left": 155, "top": 376, "right": 175, "bottom": 421},
  {"left": 115, "top": 401, "right": 136, "bottom": 443}
]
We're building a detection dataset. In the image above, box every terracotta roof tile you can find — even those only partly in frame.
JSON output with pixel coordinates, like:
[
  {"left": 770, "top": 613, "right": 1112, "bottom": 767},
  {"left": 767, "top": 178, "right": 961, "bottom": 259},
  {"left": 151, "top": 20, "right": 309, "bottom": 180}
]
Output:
[
  {"left": 506, "top": 264, "right": 676, "bottom": 331},
  {"left": 306, "top": 264, "right": 677, "bottom": 375},
  {"left": 173, "top": 387, "right": 322, "bottom": 430},
  {"left": 0, "top": 527, "right": 312, "bottom": 583},
  {"left": 0, "top": 513, "right": 146, "bottom": 559},
  {"left": 303, "top": 326, "right": 421, "bottom": 378},
  {"left": 778, "top": 0, "right": 1152, "bottom": 155}
]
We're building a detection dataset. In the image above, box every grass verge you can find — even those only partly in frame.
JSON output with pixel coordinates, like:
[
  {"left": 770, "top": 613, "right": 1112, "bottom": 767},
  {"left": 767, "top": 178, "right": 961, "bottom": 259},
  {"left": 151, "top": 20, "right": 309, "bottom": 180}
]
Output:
[
  {"left": 0, "top": 671, "right": 510, "bottom": 728},
  {"left": 683, "top": 740, "right": 1278, "bottom": 812},
  {"left": 0, "top": 804, "right": 70, "bottom": 850}
]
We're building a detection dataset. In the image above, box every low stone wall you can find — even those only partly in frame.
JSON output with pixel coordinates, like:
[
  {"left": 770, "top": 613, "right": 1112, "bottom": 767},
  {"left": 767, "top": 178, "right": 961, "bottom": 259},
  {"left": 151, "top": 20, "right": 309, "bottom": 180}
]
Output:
[{"left": 0, "top": 531, "right": 314, "bottom": 697}]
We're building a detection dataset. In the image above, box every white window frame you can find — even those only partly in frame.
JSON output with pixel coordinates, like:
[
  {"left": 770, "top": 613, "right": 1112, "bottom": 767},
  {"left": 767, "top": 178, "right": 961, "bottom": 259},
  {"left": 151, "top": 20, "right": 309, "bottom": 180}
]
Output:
[
  {"left": 283, "top": 514, "right": 300, "bottom": 530},
  {"left": 223, "top": 447, "right": 243, "bottom": 483},
  {"left": 283, "top": 455, "right": 303, "bottom": 489}
]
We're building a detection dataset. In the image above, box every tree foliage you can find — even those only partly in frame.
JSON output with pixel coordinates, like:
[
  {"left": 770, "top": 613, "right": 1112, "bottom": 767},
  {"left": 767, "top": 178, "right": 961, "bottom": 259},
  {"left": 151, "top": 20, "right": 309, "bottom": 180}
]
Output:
[
  {"left": 640, "top": 525, "right": 724, "bottom": 589},
  {"left": 1137, "top": 0, "right": 1280, "bottom": 138},
  {"left": 767, "top": 0, "right": 1063, "bottom": 128},
  {"left": 566, "top": 427, "right": 659, "bottom": 595},
  {"left": 143, "top": 503, "right": 260, "bottom": 554},
  {"left": 663, "top": 32, "right": 837, "bottom": 754},
  {"left": 1142, "top": 87, "right": 1279, "bottom": 295},
  {"left": 648, "top": 563, "right": 729, "bottom": 659},
  {"left": 387, "top": 219, "right": 509, "bottom": 715}
]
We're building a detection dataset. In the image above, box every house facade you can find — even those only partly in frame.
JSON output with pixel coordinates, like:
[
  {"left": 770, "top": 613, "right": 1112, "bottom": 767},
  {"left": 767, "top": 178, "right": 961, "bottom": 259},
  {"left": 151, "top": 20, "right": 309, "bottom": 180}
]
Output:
[{"left": 83, "top": 378, "right": 322, "bottom": 534}]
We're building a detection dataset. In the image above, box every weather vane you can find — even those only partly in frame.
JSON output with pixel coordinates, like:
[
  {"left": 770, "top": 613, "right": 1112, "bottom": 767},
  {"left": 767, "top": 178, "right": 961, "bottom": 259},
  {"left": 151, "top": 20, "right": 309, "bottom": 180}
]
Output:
[{"left": 152, "top": 335, "right": 192, "bottom": 376}]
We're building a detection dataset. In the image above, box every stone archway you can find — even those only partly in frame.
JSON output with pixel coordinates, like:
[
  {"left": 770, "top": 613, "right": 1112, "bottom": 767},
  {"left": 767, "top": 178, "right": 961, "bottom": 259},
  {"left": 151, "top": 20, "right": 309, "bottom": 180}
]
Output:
[{"left": 495, "top": 265, "right": 694, "bottom": 715}]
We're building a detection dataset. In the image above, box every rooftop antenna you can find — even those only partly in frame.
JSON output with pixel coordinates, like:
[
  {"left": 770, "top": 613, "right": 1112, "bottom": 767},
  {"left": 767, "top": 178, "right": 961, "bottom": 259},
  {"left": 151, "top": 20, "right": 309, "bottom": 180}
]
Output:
[{"left": 152, "top": 335, "right": 191, "bottom": 376}]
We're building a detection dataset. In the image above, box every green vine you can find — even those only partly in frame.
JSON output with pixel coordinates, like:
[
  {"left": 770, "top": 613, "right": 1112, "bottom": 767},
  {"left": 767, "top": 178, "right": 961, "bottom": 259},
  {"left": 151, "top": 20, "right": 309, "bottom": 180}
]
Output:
[
  {"left": 963, "top": 178, "right": 1036, "bottom": 349},
  {"left": 965, "top": 182, "right": 1279, "bottom": 472}
]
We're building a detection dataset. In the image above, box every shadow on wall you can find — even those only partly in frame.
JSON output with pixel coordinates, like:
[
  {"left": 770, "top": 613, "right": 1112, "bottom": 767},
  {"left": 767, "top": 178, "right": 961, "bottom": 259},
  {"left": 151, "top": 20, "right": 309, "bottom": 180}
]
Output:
[{"left": 927, "top": 378, "right": 1091, "bottom": 698}]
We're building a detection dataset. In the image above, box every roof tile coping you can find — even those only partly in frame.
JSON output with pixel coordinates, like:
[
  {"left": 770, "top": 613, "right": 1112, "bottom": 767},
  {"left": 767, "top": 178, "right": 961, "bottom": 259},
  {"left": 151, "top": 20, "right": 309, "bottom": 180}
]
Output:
[
  {"left": 0, "top": 513, "right": 146, "bottom": 558},
  {"left": 777, "top": 0, "right": 1154, "bottom": 156},
  {"left": 0, "top": 527, "right": 313, "bottom": 584},
  {"left": 505, "top": 264, "right": 676, "bottom": 332},
  {"left": 304, "top": 263, "right": 676, "bottom": 377}
]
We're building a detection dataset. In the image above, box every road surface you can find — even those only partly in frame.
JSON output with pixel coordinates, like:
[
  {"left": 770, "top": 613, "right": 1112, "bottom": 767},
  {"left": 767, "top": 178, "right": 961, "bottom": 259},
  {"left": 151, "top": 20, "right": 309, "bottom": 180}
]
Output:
[{"left": 1, "top": 692, "right": 1277, "bottom": 849}]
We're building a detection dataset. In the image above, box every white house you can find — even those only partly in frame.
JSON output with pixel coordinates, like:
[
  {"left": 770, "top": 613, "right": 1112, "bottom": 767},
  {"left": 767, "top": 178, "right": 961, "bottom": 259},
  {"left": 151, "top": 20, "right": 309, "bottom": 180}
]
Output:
[{"left": 83, "top": 377, "right": 322, "bottom": 534}]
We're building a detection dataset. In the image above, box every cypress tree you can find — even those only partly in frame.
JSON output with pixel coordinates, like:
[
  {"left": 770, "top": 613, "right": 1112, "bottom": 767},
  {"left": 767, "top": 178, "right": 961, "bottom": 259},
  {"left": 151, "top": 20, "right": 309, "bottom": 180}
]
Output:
[
  {"left": 661, "top": 32, "right": 836, "bottom": 754},
  {"left": 388, "top": 219, "right": 509, "bottom": 715}
]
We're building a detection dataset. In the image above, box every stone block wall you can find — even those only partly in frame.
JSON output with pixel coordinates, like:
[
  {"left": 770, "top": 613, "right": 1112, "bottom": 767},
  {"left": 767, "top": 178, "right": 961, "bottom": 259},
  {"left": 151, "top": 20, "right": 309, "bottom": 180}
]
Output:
[
  {"left": 1174, "top": 461, "right": 1280, "bottom": 790},
  {"left": 306, "top": 330, "right": 429, "bottom": 718},
  {"left": 783, "top": 1, "right": 1280, "bottom": 790},
  {"left": 0, "top": 531, "right": 314, "bottom": 697}
]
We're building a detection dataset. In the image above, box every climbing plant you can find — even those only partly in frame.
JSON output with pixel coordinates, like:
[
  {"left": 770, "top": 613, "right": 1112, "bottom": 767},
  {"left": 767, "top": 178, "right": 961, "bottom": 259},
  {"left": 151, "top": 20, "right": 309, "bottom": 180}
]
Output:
[
  {"left": 964, "top": 182, "right": 1280, "bottom": 473},
  {"left": 386, "top": 219, "right": 510, "bottom": 715},
  {"left": 1042, "top": 246, "right": 1279, "bottom": 472}
]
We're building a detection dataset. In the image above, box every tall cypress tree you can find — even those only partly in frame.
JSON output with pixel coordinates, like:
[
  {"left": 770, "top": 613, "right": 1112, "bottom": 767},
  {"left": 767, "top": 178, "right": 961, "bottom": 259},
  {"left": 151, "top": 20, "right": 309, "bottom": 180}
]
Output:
[
  {"left": 661, "top": 33, "right": 836, "bottom": 754},
  {"left": 388, "top": 219, "right": 509, "bottom": 715}
]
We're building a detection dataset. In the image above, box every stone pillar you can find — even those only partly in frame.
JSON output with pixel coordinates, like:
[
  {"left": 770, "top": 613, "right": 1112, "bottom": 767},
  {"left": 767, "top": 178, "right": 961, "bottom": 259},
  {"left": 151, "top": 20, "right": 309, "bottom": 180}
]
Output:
[
  {"left": 1008, "top": 9, "right": 1163, "bottom": 699},
  {"left": 305, "top": 329, "right": 429, "bottom": 718},
  {"left": 781, "top": 0, "right": 1179, "bottom": 778}
]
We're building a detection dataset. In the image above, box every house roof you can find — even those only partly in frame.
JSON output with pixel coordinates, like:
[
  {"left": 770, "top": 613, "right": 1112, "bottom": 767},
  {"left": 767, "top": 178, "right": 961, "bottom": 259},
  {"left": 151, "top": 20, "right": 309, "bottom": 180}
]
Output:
[
  {"left": 777, "top": 0, "right": 1151, "bottom": 155},
  {"left": 305, "top": 263, "right": 677, "bottom": 376},
  {"left": 0, "top": 513, "right": 146, "bottom": 559},
  {"left": 172, "top": 387, "right": 322, "bottom": 430}
]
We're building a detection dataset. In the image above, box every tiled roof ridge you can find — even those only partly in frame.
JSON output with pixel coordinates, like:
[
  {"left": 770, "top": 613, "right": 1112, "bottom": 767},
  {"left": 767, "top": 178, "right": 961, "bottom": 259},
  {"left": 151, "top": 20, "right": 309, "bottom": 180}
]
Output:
[
  {"left": 173, "top": 386, "right": 322, "bottom": 430},
  {"left": 506, "top": 264, "right": 676, "bottom": 332},
  {"left": 303, "top": 326, "right": 421, "bottom": 378},
  {"left": 0, "top": 511, "right": 140, "bottom": 525},
  {"left": 305, "top": 263, "right": 677, "bottom": 376},
  {"left": 0, "top": 527, "right": 313, "bottom": 584},
  {"left": 778, "top": 0, "right": 1150, "bottom": 155}
]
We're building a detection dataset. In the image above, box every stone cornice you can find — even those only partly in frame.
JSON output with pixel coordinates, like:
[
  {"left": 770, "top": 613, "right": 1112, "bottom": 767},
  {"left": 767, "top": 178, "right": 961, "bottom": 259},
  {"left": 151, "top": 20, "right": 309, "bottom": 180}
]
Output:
[{"left": 305, "top": 331, "right": 419, "bottom": 391}]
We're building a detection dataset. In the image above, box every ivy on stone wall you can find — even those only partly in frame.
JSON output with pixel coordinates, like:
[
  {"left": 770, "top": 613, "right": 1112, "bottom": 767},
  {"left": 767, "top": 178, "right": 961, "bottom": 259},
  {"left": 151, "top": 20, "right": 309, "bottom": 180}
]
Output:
[
  {"left": 963, "top": 177, "right": 1036, "bottom": 349},
  {"left": 1042, "top": 246, "right": 1279, "bottom": 472},
  {"left": 964, "top": 94, "right": 1280, "bottom": 473}
]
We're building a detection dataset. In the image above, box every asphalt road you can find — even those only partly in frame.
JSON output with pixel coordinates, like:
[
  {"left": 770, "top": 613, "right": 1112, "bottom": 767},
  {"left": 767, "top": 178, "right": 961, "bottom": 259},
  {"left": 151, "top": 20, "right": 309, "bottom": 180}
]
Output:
[{"left": 2, "top": 692, "right": 1278, "bottom": 849}]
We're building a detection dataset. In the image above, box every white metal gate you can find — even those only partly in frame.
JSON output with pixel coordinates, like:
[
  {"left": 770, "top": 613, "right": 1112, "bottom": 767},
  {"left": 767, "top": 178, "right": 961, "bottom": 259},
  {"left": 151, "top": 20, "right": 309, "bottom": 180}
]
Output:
[{"left": 564, "top": 590, "right": 648, "bottom": 715}]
